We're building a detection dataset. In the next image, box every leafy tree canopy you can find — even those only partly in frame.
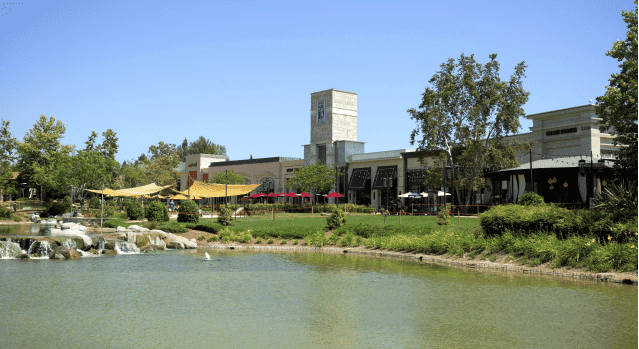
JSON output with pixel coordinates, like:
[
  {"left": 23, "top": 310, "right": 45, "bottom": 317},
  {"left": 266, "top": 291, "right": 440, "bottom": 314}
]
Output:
[
  {"left": 71, "top": 129, "right": 120, "bottom": 199},
  {"left": 187, "top": 136, "right": 227, "bottom": 157},
  {"left": 17, "top": 115, "right": 75, "bottom": 198},
  {"left": 209, "top": 169, "right": 245, "bottom": 184},
  {"left": 408, "top": 53, "right": 530, "bottom": 198},
  {"left": 595, "top": 1, "right": 638, "bottom": 181},
  {"left": 287, "top": 163, "right": 342, "bottom": 201},
  {"left": 0, "top": 120, "right": 18, "bottom": 197}
]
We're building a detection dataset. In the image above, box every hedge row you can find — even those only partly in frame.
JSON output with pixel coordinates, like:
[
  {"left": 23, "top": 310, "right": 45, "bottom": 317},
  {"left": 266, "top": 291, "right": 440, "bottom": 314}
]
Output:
[{"left": 479, "top": 204, "right": 638, "bottom": 243}]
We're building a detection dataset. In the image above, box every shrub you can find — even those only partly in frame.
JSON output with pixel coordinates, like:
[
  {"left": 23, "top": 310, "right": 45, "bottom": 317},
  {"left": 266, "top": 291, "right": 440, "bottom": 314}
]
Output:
[
  {"left": 145, "top": 201, "right": 169, "bottom": 222},
  {"left": 177, "top": 200, "right": 199, "bottom": 223},
  {"left": 63, "top": 195, "right": 72, "bottom": 209},
  {"left": 267, "top": 238, "right": 274, "bottom": 244},
  {"left": 102, "top": 219, "right": 129, "bottom": 229},
  {"left": 89, "top": 196, "right": 100, "bottom": 209},
  {"left": 217, "top": 206, "right": 235, "bottom": 226},
  {"left": 519, "top": 192, "right": 545, "bottom": 206},
  {"left": 191, "top": 223, "right": 219, "bottom": 234},
  {"left": 0, "top": 206, "right": 13, "bottom": 218},
  {"left": 12, "top": 215, "right": 22, "bottom": 222},
  {"left": 47, "top": 202, "right": 69, "bottom": 216},
  {"left": 256, "top": 237, "right": 263, "bottom": 244},
  {"left": 207, "top": 235, "right": 219, "bottom": 242},
  {"left": 595, "top": 180, "right": 638, "bottom": 221},
  {"left": 158, "top": 222, "right": 188, "bottom": 234},
  {"left": 126, "top": 201, "right": 145, "bottom": 220},
  {"left": 437, "top": 204, "right": 451, "bottom": 225},
  {"left": 326, "top": 207, "right": 346, "bottom": 230},
  {"left": 197, "top": 234, "right": 206, "bottom": 241}
]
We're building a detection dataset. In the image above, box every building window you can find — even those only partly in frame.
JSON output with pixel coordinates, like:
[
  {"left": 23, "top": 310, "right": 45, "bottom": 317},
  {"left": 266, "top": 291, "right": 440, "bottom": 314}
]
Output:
[
  {"left": 317, "top": 101, "right": 325, "bottom": 123},
  {"left": 318, "top": 145, "right": 326, "bottom": 165}
]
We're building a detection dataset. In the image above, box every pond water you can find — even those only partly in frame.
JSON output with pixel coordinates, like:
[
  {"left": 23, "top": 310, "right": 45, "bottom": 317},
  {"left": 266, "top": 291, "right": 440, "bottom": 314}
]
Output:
[
  {"left": 0, "top": 223, "right": 49, "bottom": 236},
  {"left": 0, "top": 250, "right": 636, "bottom": 348}
]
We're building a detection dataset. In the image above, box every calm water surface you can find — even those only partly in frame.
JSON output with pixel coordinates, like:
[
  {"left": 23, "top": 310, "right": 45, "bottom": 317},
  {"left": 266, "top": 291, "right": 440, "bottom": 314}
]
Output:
[{"left": 0, "top": 250, "right": 636, "bottom": 348}]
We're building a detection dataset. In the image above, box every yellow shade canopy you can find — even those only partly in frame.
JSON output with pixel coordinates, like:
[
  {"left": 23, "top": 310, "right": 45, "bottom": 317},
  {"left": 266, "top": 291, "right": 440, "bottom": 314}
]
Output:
[
  {"left": 85, "top": 183, "right": 174, "bottom": 197},
  {"left": 175, "top": 180, "right": 260, "bottom": 198}
]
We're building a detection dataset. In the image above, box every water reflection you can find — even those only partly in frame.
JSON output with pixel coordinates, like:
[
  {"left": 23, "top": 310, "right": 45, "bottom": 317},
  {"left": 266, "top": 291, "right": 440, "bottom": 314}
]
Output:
[{"left": 0, "top": 250, "right": 636, "bottom": 348}]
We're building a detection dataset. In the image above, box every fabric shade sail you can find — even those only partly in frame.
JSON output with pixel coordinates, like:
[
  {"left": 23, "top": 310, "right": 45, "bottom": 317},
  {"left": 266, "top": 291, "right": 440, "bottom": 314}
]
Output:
[
  {"left": 174, "top": 180, "right": 260, "bottom": 198},
  {"left": 85, "top": 183, "right": 174, "bottom": 197},
  {"left": 170, "top": 194, "right": 189, "bottom": 200},
  {"left": 348, "top": 168, "right": 370, "bottom": 191}
]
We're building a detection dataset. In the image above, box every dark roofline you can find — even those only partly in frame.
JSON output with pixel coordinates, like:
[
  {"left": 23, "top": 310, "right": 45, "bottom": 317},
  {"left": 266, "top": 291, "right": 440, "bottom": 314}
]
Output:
[
  {"left": 208, "top": 157, "right": 301, "bottom": 168},
  {"left": 401, "top": 149, "right": 443, "bottom": 158}
]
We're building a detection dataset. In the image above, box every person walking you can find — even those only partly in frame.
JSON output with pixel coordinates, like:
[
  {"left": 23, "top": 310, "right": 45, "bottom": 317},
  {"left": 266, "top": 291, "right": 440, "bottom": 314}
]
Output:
[
  {"left": 169, "top": 200, "right": 175, "bottom": 212},
  {"left": 13, "top": 201, "right": 17, "bottom": 213}
]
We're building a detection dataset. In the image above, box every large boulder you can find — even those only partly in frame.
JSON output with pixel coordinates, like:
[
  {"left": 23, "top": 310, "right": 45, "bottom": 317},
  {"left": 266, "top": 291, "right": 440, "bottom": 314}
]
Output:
[
  {"left": 128, "top": 225, "right": 149, "bottom": 232},
  {"left": 116, "top": 226, "right": 128, "bottom": 232},
  {"left": 70, "top": 235, "right": 93, "bottom": 251},
  {"left": 30, "top": 214, "right": 40, "bottom": 223},
  {"left": 168, "top": 241, "right": 185, "bottom": 249},
  {"left": 49, "top": 246, "right": 82, "bottom": 260}
]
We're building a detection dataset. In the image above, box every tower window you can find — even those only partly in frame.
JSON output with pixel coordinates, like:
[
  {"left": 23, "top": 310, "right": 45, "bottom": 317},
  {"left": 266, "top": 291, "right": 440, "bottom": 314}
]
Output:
[{"left": 317, "top": 101, "right": 326, "bottom": 123}]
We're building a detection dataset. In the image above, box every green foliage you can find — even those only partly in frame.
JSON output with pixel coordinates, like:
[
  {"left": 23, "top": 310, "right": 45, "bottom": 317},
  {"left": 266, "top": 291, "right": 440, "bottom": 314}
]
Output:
[
  {"left": 595, "top": 180, "right": 638, "bottom": 221},
  {"left": 177, "top": 200, "right": 199, "bottom": 223},
  {"left": 595, "top": 2, "right": 638, "bottom": 180},
  {"left": 217, "top": 206, "right": 235, "bottom": 226},
  {"left": 158, "top": 222, "right": 188, "bottom": 234},
  {"left": 207, "top": 235, "right": 219, "bottom": 242},
  {"left": 518, "top": 192, "right": 545, "bottom": 206},
  {"left": 126, "top": 200, "right": 145, "bottom": 220},
  {"left": 0, "top": 120, "right": 18, "bottom": 196},
  {"left": 102, "top": 219, "right": 129, "bottom": 229},
  {"left": 209, "top": 169, "right": 244, "bottom": 184},
  {"left": 70, "top": 130, "right": 120, "bottom": 201},
  {"left": 480, "top": 204, "right": 638, "bottom": 243},
  {"left": 437, "top": 204, "right": 451, "bottom": 225},
  {"left": 187, "top": 136, "right": 227, "bottom": 157},
  {"left": 62, "top": 195, "right": 72, "bottom": 208},
  {"left": 408, "top": 53, "right": 530, "bottom": 195},
  {"left": 286, "top": 163, "right": 342, "bottom": 202},
  {"left": 304, "top": 231, "right": 327, "bottom": 247},
  {"left": 0, "top": 206, "right": 13, "bottom": 218},
  {"left": 17, "top": 115, "right": 74, "bottom": 198},
  {"left": 197, "top": 234, "right": 206, "bottom": 241},
  {"left": 47, "top": 201, "right": 70, "bottom": 216},
  {"left": 145, "top": 201, "right": 169, "bottom": 222},
  {"left": 89, "top": 196, "right": 100, "bottom": 209},
  {"left": 267, "top": 238, "right": 274, "bottom": 244},
  {"left": 191, "top": 223, "right": 219, "bottom": 234},
  {"left": 326, "top": 207, "right": 346, "bottom": 230}
]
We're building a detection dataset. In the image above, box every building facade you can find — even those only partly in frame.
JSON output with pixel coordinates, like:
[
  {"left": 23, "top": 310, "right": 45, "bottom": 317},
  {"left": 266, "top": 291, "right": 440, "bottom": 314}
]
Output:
[{"left": 189, "top": 90, "right": 620, "bottom": 210}]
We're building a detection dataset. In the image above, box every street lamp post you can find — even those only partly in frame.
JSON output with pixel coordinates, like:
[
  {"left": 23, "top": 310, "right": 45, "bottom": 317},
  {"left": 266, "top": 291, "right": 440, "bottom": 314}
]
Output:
[{"left": 225, "top": 169, "right": 228, "bottom": 208}]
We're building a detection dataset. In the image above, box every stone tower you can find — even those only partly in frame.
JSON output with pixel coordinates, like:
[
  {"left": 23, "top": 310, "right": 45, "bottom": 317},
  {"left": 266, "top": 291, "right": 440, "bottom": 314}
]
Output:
[{"left": 303, "top": 89, "right": 358, "bottom": 166}]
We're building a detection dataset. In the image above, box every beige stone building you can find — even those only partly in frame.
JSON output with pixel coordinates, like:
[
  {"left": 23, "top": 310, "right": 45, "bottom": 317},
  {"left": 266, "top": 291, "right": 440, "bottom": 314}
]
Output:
[{"left": 185, "top": 89, "right": 621, "bottom": 210}]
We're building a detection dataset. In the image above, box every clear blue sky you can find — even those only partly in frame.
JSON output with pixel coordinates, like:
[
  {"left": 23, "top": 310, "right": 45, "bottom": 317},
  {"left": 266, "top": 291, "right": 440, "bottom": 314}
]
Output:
[{"left": 1, "top": 0, "right": 633, "bottom": 163}]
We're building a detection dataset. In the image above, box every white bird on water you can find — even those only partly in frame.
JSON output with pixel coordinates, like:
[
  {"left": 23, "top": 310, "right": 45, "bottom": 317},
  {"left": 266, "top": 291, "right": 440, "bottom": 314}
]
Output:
[{"left": 204, "top": 252, "right": 211, "bottom": 260}]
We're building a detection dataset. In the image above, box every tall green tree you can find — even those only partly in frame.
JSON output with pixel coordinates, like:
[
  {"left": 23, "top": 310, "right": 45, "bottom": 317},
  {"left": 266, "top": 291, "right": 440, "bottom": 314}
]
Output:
[
  {"left": 0, "top": 120, "right": 18, "bottom": 200},
  {"left": 408, "top": 53, "right": 530, "bottom": 209},
  {"left": 144, "top": 141, "right": 180, "bottom": 186},
  {"left": 187, "top": 136, "right": 227, "bottom": 157},
  {"left": 70, "top": 130, "right": 120, "bottom": 199},
  {"left": 287, "top": 163, "right": 341, "bottom": 203},
  {"left": 595, "top": 1, "right": 638, "bottom": 181},
  {"left": 17, "top": 115, "right": 74, "bottom": 199},
  {"left": 209, "top": 169, "right": 245, "bottom": 184}
]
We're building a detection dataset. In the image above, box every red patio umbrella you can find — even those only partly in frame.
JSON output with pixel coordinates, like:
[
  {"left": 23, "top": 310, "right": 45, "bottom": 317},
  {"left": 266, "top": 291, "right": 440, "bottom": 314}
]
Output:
[
  {"left": 299, "top": 192, "right": 312, "bottom": 198},
  {"left": 285, "top": 192, "right": 298, "bottom": 197},
  {"left": 326, "top": 192, "right": 344, "bottom": 198},
  {"left": 248, "top": 193, "right": 261, "bottom": 198}
]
